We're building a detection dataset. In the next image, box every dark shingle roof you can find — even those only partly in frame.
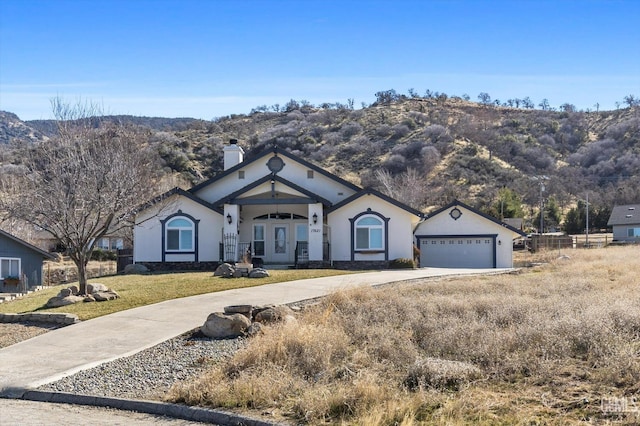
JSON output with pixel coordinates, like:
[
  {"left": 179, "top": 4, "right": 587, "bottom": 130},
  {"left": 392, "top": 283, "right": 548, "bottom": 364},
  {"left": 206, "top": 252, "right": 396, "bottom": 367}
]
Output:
[
  {"left": 607, "top": 204, "right": 640, "bottom": 226},
  {"left": 0, "top": 229, "right": 56, "bottom": 259}
]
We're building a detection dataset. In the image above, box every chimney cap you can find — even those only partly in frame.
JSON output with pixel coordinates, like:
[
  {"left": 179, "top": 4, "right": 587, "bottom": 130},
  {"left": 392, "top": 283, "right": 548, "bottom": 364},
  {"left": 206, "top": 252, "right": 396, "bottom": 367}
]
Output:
[{"left": 229, "top": 138, "right": 238, "bottom": 145}]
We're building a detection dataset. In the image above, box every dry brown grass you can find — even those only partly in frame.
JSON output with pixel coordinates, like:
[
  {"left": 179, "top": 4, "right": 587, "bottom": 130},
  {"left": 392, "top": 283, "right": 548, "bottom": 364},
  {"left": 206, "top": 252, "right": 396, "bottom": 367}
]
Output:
[{"left": 169, "top": 246, "right": 640, "bottom": 424}]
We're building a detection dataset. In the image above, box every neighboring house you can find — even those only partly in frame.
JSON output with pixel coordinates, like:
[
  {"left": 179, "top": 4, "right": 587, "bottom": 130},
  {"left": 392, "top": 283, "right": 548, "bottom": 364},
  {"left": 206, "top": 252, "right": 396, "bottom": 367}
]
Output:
[
  {"left": 502, "top": 218, "right": 524, "bottom": 231},
  {"left": 134, "top": 140, "right": 423, "bottom": 269},
  {"left": 0, "top": 229, "right": 56, "bottom": 291},
  {"left": 31, "top": 228, "right": 130, "bottom": 253},
  {"left": 607, "top": 204, "right": 640, "bottom": 242},
  {"left": 94, "top": 235, "right": 127, "bottom": 251},
  {"left": 414, "top": 200, "right": 526, "bottom": 268}
]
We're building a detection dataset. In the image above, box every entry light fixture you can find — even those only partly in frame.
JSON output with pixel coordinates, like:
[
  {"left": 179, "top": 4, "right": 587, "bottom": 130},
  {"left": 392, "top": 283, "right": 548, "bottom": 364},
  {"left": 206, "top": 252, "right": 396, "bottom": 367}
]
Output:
[
  {"left": 498, "top": 240, "right": 502, "bottom": 246},
  {"left": 227, "top": 213, "right": 232, "bottom": 224},
  {"left": 312, "top": 213, "right": 318, "bottom": 224}
]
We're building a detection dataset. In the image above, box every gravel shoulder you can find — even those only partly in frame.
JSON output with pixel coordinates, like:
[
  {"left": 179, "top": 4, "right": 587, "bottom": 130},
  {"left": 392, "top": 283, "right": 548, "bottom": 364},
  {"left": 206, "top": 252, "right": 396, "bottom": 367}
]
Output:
[
  {"left": 0, "top": 322, "right": 62, "bottom": 349},
  {"left": 38, "top": 328, "right": 247, "bottom": 400},
  {"left": 0, "top": 323, "right": 248, "bottom": 425},
  {"left": 0, "top": 323, "right": 245, "bottom": 401}
]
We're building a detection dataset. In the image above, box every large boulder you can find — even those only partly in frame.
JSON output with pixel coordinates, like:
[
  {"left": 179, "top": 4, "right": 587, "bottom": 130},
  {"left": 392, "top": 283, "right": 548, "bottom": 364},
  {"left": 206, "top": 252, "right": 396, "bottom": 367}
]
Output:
[
  {"left": 214, "top": 263, "right": 235, "bottom": 278},
  {"left": 92, "top": 290, "right": 119, "bottom": 301},
  {"left": 123, "top": 264, "right": 149, "bottom": 275},
  {"left": 87, "top": 283, "right": 109, "bottom": 294},
  {"left": 201, "top": 312, "right": 251, "bottom": 339},
  {"left": 57, "top": 288, "right": 73, "bottom": 298},
  {"left": 224, "top": 305, "right": 253, "bottom": 319},
  {"left": 46, "top": 295, "right": 85, "bottom": 308},
  {"left": 248, "top": 268, "right": 269, "bottom": 278},
  {"left": 253, "top": 305, "right": 295, "bottom": 324}
]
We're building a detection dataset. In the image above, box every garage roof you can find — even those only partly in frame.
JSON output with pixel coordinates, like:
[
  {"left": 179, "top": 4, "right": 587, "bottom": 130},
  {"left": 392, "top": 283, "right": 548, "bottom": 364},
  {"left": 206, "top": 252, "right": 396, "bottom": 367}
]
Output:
[{"left": 423, "top": 200, "right": 527, "bottom": 237}]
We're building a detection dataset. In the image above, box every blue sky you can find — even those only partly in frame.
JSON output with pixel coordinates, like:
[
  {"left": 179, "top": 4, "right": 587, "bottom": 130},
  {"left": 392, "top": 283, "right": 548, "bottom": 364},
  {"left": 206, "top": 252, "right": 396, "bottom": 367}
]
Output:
[{"left": 1, "top": 0, "right": 638, "bottom": 120}]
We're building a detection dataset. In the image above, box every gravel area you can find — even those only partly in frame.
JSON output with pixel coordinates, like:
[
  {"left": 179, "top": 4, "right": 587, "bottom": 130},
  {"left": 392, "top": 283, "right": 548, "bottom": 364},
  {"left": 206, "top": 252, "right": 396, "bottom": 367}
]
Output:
[
  {"left": 0, "top": 322, "right": 62, "bottom": 349},
  {"left": 38, "top": 329, "right": 247, "bottom": 400}
]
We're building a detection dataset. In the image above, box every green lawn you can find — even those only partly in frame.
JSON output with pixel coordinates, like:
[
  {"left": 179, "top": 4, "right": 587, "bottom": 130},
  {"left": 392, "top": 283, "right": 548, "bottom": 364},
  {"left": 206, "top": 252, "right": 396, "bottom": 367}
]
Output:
[{"left": 0, "top": 269, "right": 354, "bottom": 321}]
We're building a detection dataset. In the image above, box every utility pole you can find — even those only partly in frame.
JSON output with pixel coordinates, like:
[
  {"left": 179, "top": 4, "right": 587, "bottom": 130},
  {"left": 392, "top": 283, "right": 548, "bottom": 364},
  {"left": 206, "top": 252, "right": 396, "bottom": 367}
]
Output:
[
  {"left": 532, "top": 176, "right": 549, "bottom": 235},
  {"left": 539, "top": 181, "right": 545, "bottom": 234},
  {"left": 585, "top": 192, "right": 589, "bottom": 247}
]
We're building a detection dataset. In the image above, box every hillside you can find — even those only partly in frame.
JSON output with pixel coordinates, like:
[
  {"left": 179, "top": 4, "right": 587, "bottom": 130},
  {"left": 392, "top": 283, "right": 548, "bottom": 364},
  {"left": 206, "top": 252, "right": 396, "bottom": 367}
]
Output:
[{"left": 1, "top": 97, "right": 638, "bottom": 231}]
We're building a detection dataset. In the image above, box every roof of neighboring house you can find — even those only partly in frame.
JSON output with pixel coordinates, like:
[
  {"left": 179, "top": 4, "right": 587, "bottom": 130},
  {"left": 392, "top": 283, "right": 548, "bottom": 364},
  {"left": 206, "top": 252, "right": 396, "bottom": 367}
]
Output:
[
  {"left": 0, "top": 229, "right": 57, "bottom": 260},
  {"left": 607, "top": 204, "right": 640, "bottom": 226},
  {"left": 421, "top": 199, "right": 527, "bottom": 237},
  {"left": 502, "top": 218, "right": 524, "bottom": 230}
]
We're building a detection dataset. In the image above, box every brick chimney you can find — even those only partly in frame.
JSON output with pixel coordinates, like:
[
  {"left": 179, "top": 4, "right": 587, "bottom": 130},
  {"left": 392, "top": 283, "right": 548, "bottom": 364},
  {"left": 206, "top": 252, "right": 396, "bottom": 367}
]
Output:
[{"left": 223, "top": 139, "right": 244, "bottom": 170}]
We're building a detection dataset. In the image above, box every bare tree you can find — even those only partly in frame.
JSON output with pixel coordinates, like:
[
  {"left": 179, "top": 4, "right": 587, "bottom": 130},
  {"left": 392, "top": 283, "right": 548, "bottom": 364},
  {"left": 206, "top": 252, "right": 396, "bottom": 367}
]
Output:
[
  {"left": 375, "top": 168, "right": 428, "bottom": 211},
  {"left": 0, "top": 98, "right": 164, "bottom": 294},
  {"left": 477, "top": 92, "right": 492, "bottom": 105},
  {"left": 538, "top": 99, "right": 550, "bottom": 110},
  {"left": 623, "top": 94, "right": 638, "bottom": 108}
]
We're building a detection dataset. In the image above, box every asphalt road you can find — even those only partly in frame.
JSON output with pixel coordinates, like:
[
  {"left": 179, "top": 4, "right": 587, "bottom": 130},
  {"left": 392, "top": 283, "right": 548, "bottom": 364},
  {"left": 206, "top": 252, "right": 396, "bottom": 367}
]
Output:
[{"left": 0, "top": 399, "right": 211, "bottom": 426}]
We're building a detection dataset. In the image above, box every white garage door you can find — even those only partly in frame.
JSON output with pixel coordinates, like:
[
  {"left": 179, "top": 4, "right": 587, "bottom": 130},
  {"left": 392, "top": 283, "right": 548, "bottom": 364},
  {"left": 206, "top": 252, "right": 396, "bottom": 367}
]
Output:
[{"left": 419, "top": 237, "right": 494, "bottom": 268}]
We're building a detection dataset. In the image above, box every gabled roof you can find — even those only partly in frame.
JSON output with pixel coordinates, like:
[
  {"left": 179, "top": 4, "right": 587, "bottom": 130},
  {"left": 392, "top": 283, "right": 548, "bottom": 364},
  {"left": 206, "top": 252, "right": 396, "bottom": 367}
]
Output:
[
  {"left": 0, "top": 229, "right": 56, "bottom": 260},
  {"left": 188, "top": 145, "right": 362, "bottom": 194},
  {"left": 212, "top": 174, "right": 333, "bottom": 207},
  {"left": 137, "top": 187, "right": 222, "bottom": 215},
  {"left": 327, "top": 188, "right": 423, "bottom": 217},
  {"left": 607, "top": 204, "right": 640, "bottom": 226},
  {"left": 423, "top": 199, "right": 527, "bottom": 237}
]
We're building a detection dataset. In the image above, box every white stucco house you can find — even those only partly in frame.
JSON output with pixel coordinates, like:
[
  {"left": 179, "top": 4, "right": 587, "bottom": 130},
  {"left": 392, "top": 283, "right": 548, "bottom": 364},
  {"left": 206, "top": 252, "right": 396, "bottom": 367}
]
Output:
[
  {"left": 414, "top": 200, "right": 526, "bottom": 268},
  {"left": 133, "top": 140, "right": 423, "bottom": 270}
]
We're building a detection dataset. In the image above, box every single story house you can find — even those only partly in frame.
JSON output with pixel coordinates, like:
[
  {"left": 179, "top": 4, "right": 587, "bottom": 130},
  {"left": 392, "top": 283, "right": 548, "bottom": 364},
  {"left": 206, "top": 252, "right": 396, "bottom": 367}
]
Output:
[
  {"left": 414, "top": 200, "right": 526, "bottom": 268},
  {"left": 607, "top": 204, "right": 640, "bottom": 242},
  {"left": 134, "top": 140, "right": 423, "bottom": 270},
  {"left": 0, "top": 228, "right": 56, "bottom": 292},
  {"left": 29, "top": 228, "right": 130, "bottom": 253}
]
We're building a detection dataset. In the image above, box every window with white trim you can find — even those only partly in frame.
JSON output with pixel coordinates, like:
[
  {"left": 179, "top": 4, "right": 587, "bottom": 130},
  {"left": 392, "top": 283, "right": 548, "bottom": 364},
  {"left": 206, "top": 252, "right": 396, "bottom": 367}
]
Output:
[
  {"left": 355, "top": 216, "right": 383, "bottom": 250},
  {"left": 253, "top": 224, "right": 265, "bottom": 256},
  {"left": 96, "top": 238, "right": 110, "bottom": 250},
  {"left": 0, "top": 258, "right": 20, "bottom": 279},
  {"left": 628, "top": 227, "right": 640, "bottom": 237},
  {"left": 166, "top": 217, "right": 194, "bottom": 251},
  {"left": 110, "top": 238, "right": 124, "bottom": 250}
]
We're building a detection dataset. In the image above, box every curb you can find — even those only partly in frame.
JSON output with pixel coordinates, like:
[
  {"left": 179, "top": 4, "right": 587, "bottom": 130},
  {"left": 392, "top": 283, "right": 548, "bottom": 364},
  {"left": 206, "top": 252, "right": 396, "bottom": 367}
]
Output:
[{"left": 5, "top": 390, "right": 285, "bottom": 426}]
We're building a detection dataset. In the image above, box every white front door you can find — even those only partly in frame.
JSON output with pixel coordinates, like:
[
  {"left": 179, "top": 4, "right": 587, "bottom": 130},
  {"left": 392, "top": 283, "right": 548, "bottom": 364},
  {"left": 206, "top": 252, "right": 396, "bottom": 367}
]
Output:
[{"left": 270, "top": 224, "right": 290, "bottom": 263}]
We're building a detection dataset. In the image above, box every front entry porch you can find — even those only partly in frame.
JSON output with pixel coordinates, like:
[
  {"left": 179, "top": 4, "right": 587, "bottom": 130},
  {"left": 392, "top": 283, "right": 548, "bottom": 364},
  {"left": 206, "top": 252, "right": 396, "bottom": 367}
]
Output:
[{"left": 221, "top": 207, "right": 330, "bottom": 268}]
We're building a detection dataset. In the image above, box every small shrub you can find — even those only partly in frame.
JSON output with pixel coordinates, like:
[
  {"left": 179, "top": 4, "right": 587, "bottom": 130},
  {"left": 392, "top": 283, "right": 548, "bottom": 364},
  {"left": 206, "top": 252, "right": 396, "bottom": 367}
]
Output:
[
  {"left": 404, "top": 357, "right": 483, "bottom": 391},
  {"left": 90, "top": 249, "right": 117, "bottom": 261},
  {"left": 389, "top": 258, "right": 415, "bottom": 269}
]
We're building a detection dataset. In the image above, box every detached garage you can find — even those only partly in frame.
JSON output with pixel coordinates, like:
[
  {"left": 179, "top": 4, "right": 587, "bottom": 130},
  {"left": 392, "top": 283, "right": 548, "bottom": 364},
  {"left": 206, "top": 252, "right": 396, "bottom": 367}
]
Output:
[{"left": 415, "top": 200, "right": 526, "bottom": 269}]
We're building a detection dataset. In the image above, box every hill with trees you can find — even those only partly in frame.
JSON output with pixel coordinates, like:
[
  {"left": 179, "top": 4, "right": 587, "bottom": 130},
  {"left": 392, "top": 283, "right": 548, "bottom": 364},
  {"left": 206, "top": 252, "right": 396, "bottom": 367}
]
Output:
[{"left": 1, "top": 91, "right": 638, "bottom": 233}]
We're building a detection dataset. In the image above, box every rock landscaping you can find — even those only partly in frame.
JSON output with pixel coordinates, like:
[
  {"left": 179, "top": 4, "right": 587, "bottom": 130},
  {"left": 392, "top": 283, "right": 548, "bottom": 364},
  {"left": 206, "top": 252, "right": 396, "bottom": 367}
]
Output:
[
  {"left": 122, "top": 263, "right": 149, "bottom": 274},
  {"left": 200, "top": 304, "right": 295, "bottom": 339},
  {"left": 213, "top": 263, "right": 270, "bottom": 279},
  {"left": 45, "top": 283, "right": 120, "bottom": 308}
]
